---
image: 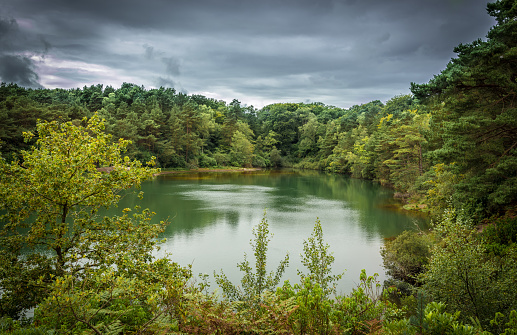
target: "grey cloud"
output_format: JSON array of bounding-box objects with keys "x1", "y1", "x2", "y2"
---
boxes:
[
  {"x1": 0, "y1": 16, "x2": 23, "y2": 52},
  {"x1": 144, "y1": 45, "x2": 154, "y2": 60},
  {"x1": 0, "y1": 54, "x2": 42, "y2": 88},
  {"x1": 0, "y1": 16, "x2": 48, "y2": 87},
  {"x1": 1, "y1": 0, "x2": 497, "y2": 107},
  {"x1": 0, "y1": 17, "x2": 18, "y2": 48},
  {"x1": 162, "y1": 57, "x2": 180, "y2": 76},
  {"x1": 156, "y1": 76, "x2": 175, "y2": 88}
]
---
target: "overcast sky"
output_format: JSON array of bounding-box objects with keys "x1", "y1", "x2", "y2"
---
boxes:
[{"x1": 0, "y1": 0, "x2": 496, "y2": 109}]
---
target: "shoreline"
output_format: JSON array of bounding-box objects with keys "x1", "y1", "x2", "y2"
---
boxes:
[{"x1": 154, "y1": 167, "x2": 262, "y2": 176}]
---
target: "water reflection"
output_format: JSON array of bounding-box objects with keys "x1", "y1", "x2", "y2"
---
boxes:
[{"x1": 113, "y1": 169, "x2": 427, "y2": 293}]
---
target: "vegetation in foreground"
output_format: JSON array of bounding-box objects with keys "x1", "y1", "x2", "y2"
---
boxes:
[
  {"x1": 0, "y1": 0, "x2": 516, "y2": 333},
  {"x1": 0, "y1": 114, "x2": 516, "y2": 334}
]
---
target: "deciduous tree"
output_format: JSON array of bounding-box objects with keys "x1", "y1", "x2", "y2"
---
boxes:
[{"x1": 0, "y1": 114, "x2": 159, "y2": 318}]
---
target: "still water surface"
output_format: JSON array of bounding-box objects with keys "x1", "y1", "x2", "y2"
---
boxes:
[{"x1": 115, "y1": 169, "x2": 426, "y2": 294}]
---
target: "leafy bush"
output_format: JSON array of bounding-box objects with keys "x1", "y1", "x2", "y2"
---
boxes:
[
  {"x1": 252, "y1": 154, "x2": 269, "y2": 168},
  {"x1": 35, "y1": 259, "x2": 192, "y2": 334},
  {"x1": 483, "y1": 216, "x2": 517, "y2": 246},
  {"x1": 213, "y1": 151, "x2": 230, "y2": 166},
  {"x1": 277, "y1": 271, "x2": 403, "y2": 334},
  {"x1": 198, "y1": 153, "x2": 217, "y2": 168},
  {"x1": 334, "y1": 271, "x2": 402, "y2": 334},
  {"x1": 384, "y1": 301, "x2": 490, "y2": 334},
  {"x1": 381, "y1": 230, "x2": 431, "y2": 285},
  {"x1": 269, "y1": 148, "x2": 284, "y2": 167},
  {"x1": 420, "y1": 209, "x2": 517, "y2": 328},
  {"x1": 0, "y1": 317, "x2": 49, "y2": 335}
]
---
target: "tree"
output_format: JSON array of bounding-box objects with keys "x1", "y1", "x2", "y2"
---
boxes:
[
  {"x1": 297, "y1": 220, "x2": 343, "y2": 298},
  {"x1": 164, "y1": 102, "x2": 206, "y2": 167},
  {"x1": 0, "y1": 114, "x2": 159, "y2": 318},
  {"x1": 298, "y1": 113, "x2": 323, "y2": 158},
  {"x1": 214, "y1": 214, "x2": 289, "y2": 307},
  {"x1": 344, "y1": 125, "x2": 374, "y2": 179},
  {"x1": 258, "y1": 103, "x2": 305, "y2": 156},
  {"x1": 381, "y1": 230, "x2": 431, "y2": 286},
  {"x1": 420, "y1": 208, "x2": 517, "y2": 328},
  {"x1": 411, "y1": 0, "x2": 517, "y2": 216},
  {"x1": 229, "y1": 130, "x2": 255, "y2": 167},
  {"x1": 375, "y1": 110, "x2": 430, "y2": 193}
]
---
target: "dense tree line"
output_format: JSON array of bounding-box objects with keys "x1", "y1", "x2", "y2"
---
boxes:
[
  {"x1": 0, "y1": 85, "x2": 513, "y2": 221},
  {"x1": 0, "y1": 0, "x2": 516, "y2": 333}
]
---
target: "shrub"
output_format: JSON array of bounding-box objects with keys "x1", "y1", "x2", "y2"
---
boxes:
[
  {"x1": 213, "y1": 151, "x2": 230, "y2": 167},
  {"x1": 384, "y1": 301, "x2": 490, "y2": 335},
  {"x1": 420, "y1": 209, "x2": 517, "y2": 328},
  {"x1": 198, "y1": 153, "x2": 217, "y2": 168},
  {"x1": 381, "y1": 230, "x2": 432, "y2": 285}
]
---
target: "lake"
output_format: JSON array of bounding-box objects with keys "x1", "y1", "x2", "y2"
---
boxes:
[{"x1": 115, "y1": 169, "x2": 427, "y2": 295}]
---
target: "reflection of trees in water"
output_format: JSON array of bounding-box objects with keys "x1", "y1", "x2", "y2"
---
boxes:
[
  {"x1": 224, "y1": 211, "x2": 240, "y2": 226},
  {"x1": 112, "y1": 170, "x2": 426, "y2": 239}
]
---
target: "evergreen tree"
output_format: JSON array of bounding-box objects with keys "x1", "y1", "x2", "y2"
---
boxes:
[{"x1": 411, "y1": 0, "x2": 517, "y2": 215}]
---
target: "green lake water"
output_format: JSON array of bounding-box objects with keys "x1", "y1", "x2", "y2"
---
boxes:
[{"x1": 114, "y1": 169, "x2": 427, "y2": 294}]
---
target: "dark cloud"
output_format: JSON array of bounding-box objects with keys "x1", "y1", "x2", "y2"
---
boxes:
[
  {"x1": 0, "y1": 17, "x2": 16, "y2": 45},
  {"x1": 0, "y1": 54, "x2": 42, "y2": 88},
  {"x1": 143, "y1": 45, "x2": 154, "y2": 60},
  {"x1": 0, "y1": 15, "x2": 48, "y2": 87},
  {"x1": 1, "y1": 0, "x2": 497, "y2": 107},
  {"x1": 0, "y1": 17, "x2": 21, "y2": 51},
  {"x1": 156, "y1": 77, "x2": 175, "y2": 89},
  {"x1": 162, "y1": 57, "x2": 180, "y2": 76}
]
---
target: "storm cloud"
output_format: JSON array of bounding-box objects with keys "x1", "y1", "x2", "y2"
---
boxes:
[
  {"x1": 0, "y1": 0, "x2": 496, "y2": 107},
  {"x1": 0, "y1": 16, "x2": 47, "y2": 88}
]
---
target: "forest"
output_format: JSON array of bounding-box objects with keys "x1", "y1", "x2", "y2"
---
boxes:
[{"x1": 0, "y1": 0, "x2": 516, "y2": 333}]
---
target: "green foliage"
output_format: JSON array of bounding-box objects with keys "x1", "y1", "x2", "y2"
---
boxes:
[
  {"x1": 258, "y1": 103, "x2": 308, "y2": 156},
  {"x1": 277, "y1": 278, "x2": 338, "y2": 334},
  {"x1": 165, "y1": 102, "x2": 208, "y2": 165},
  {"x1": 277, "y1": 271, "x2": 403, "y2": 335},
  {"x1": 0, "y1": 115, "x2": 159, "y2": 318},
  {"x1": 298, "y1": 219, "x2": 343, "y2": 298},
  {"x1": 424, "y1": 163, "x2": 465, "y2": 218},
  {"x1": 275, "y1": 220, "x2": 343, "y2": 334},
  {"x1": 335, "y1": 271, "x2": 402, "y2": 334},
  {"x1": 0, "y1": 316, "x2": 49, "y2": 334},
  {"x1": 411, "y1": 0, "x2": 517, "y2": 216},
  {"x1": 35, "y1": 260, "x2": 192, "y2": 334},
  {"x1": 384, "y1": 301, "x2": 490, "y2": 335},
  {"x1": 375, "y1": 110, "x2": 430, "y2": 194},
  {"x1": 483, "y1": 216, "x2": 517, "y2": 246},
  {"x1": 420, "y1": 208, "x2": 517, "y2": 328},
  {"x1": 298, "y1": 113, "x2": 324, "y2": 158},
  {"x1": 482, "y1": 215, "x2": 517, "y2": 258},
  {"x1": 273, "y1": 220, "x2": 401, "y2": 334},
  {"x1": 490, "y1": 310, "x2": 517, "y2": 335},
  {"x1": 214, "y1": 213, "x2": 289, "y2": 306},
  {"x1": 269, "y1": 147, "x2": 284, "y2": 167},
  {"x1": 381, "y1": 230, "x2": 431, "y2": 285},
  {"x1": 229, "y1": 130, "x2": 255, "y2": 167},
  {"x1": 198, "y1": 152, "x2": 217, "y2": 168}
]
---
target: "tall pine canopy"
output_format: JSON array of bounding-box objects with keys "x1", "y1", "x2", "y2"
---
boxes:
[{"x1": 411, "y1": 0, "x2": 517, "y2": 216}]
